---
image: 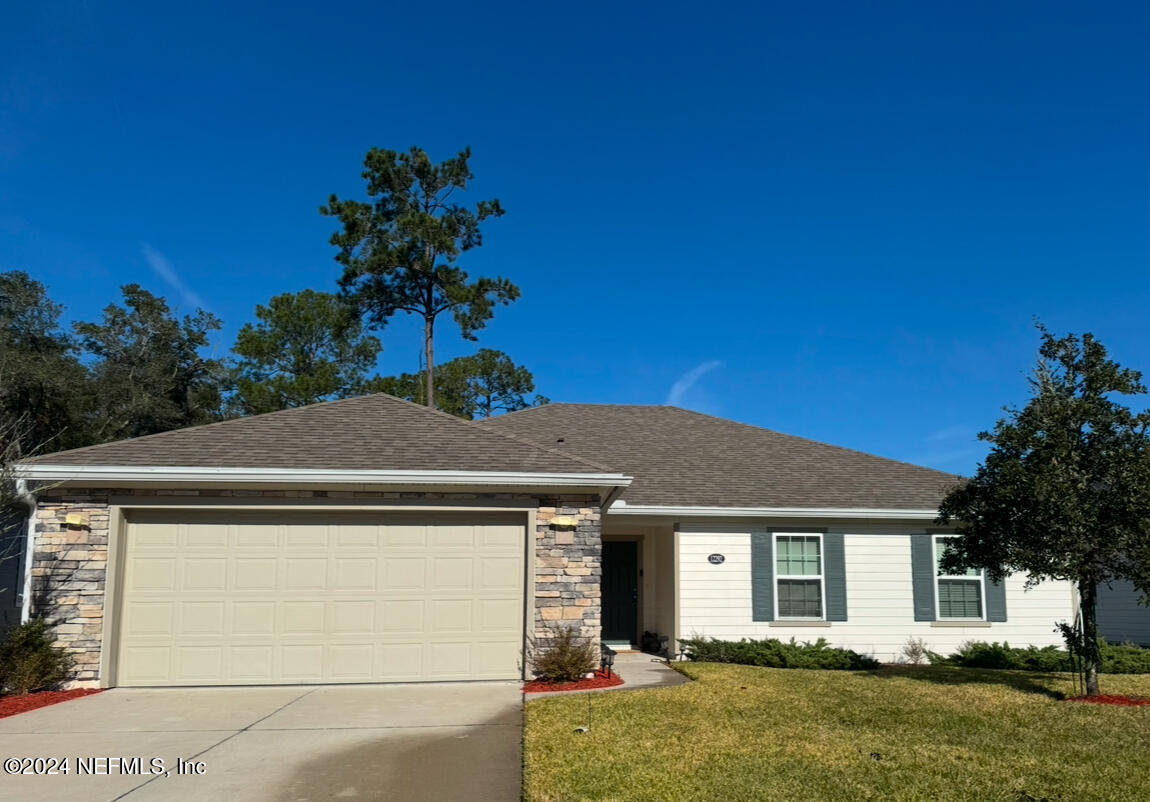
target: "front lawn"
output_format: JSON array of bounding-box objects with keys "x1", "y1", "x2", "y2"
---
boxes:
[{"x1": 524, "y1": 663, "x2": 1150, "y2": 801}]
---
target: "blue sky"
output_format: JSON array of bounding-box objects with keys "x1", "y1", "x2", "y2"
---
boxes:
[{"x1": 4, "y1": 2, "x2": 1150, "y2": 475}]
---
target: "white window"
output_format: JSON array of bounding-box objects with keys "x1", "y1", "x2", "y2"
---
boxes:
[
  {"x1": 775, "y1": 533, "x2": 824, "y2": 620},
  {"x1": 934, "y1": 535, "x2": 985, "y2": 620}
]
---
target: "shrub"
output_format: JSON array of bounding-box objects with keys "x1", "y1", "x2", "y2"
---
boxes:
[
  {"x1": 928, "y1": 640, "x2": 1150, "y2": 674},
  {"x1": 1099, "y1": 641, "x2": 1150, "y2": 674},
  {"x1": 681, "y1": 637, "x2": 880, "y2": 670},
  {"x1": 901, "y1": 636, "x2": 930, "y2": 665},
  {"x1": 529, "y1": 626, "x2": 598, "y2": 683},
  {"x1": 0, "y1": 620, "x2": 74, "y2": 695}
]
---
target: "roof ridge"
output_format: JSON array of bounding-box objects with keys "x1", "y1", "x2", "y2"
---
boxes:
[
  {"x1": 26, "y1": 393, "x2": 620, "y2": 474},
  {"x1": 664, "y1": 406, "x2": 961, "y2": 479},
  {"x1": 374, "y1": 395, "x2": 620, "y2": 473}
]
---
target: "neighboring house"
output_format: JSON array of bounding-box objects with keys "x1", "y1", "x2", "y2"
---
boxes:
[
  {"x1": 1098, "y1": 581, "x2": 1150, "y2": 647},
  {"x1": 13, "y1": 396, "x2": 1083, "y2": 688}
]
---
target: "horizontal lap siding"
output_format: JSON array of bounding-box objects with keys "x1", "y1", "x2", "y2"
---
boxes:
[{"x1": 678, "y1": 523, "x2": 1075, "y2": 662}]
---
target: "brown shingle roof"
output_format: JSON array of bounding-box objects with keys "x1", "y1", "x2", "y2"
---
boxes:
[
  {"x1": 481, "y1": 404, "x2": 960, "y2": 509},
  {"x1": 26, "y1": 394, "x2": 615, "y2": 474}
]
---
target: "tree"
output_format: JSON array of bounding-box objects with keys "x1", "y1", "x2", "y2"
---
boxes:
[
  {"x1": 230, "y1": 290, "x2": 383, "y2": 415},
  {"x1": 370, "y1": 349, "x2": 548, "y2": 420},
  {"x1": 74, "y1": 284, "x2": 227, "y2": 441},
  {"x1": 322, "y1": 146, "x2": 517, "y2": 408},
  {"x1": 0, "y1": 271, "x2": 91, "y2": 453},
  {"x1": 936, "y1": 325, "x2": 1150, "y2": 697}
]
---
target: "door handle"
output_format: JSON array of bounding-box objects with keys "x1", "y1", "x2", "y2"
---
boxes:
[{"x1": 632, "y1": 588, "x2": 638, "y2": 602}]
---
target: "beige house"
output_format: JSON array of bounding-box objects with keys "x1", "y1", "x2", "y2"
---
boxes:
[{"x1": 15, "y1": 395, "x2": 1084, "y2": 688}]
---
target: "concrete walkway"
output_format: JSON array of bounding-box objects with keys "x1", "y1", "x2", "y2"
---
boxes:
[
  {"x1": 527, "y1": 652, "x2": 689, "y2": 699},
  {"x1": 0, "y1": 682, "x2": 522, "y2": 802}
]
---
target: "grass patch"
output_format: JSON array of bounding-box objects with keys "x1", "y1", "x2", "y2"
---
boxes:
[{"x1": 524, "y1": 663, "x2": 1150, "y2": 801}]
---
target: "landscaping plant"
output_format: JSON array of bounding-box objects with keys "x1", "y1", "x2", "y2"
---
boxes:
[
  {"x1": 937, "y1": 326, "x2": 1150, "y2": 697},
  {"x1": 530, "y1": 626, "x2": 598, "y2": 683},
  {"x1": 928, "y1": 639, "x2": 1150, "y2": 674},
  {"x1": 680, "y1": 636, "x2": 879, "y2": 670},
  {"x1": 0, "y1": 620, "x2": 74, "y2": 696}
]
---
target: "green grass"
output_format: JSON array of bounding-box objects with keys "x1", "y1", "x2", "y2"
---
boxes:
[{"x1": 524, "y1": 663, "x2": 1150, "y2": 801}]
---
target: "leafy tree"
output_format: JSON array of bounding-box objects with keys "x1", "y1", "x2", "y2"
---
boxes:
[
  {"x1": 322, "y1": 146, "x2": 517, "y2": 408},
  {"x1": 75, "y1": 284, "x2": 227, "y2": 441},
  {"x1": 370, "y1": 349, "x2": 547, "y2": 419},
  {"x1": 937, "y1": 326, "x2": 1150, "y2": 697},
  {"x1": 0, "y1": 271, "x2": 91, "y2": 454},
  {"x1": 230, "y1": 290, "x2": 383, "y2": 415}
]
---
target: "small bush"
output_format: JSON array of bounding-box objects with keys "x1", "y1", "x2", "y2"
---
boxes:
[
  {"x1": 0, "y1": 620, "x2": 74, "y2": 696},
  {"x1": 928, "y1": 640, "x2": 1150, "y2": 674},
  {"x1": 681, "y1": 637, "x2": 880, "y2": 670},
  {"x1": 529, "y1": 626, "x2": 598, "y2": 683},
  {"x1": 901, "y1": 636, "x2": 930, "y2": 665}
]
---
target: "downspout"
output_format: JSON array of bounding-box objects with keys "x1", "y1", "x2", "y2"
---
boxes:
[{"x1": 15, "y1": 478, "x2": 37, "y2": 623}]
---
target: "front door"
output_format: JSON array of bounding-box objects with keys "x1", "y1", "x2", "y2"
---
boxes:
[{"x1": 602, "y1": 541, "x2": 638, "y2": 644}]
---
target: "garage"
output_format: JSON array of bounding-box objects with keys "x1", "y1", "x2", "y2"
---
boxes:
[{"x1": 112, "y1": 509, "x2": 528, "y2": 686}]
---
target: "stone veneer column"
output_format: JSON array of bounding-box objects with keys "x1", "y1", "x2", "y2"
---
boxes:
[
  {"x1": 533, "y1": 500, "x2": 602, "y2": 648},
  {"x1": 31, "y1": 492, "x2": 112, "y2": 684}
]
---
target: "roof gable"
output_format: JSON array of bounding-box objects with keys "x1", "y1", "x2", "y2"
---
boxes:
[{"x1": 25, "y1": 394, "x2": 615, "y2": 475}]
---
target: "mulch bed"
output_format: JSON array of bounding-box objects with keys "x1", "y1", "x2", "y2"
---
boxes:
[
  {"x1": 0, "y1": 689, "x2": 102, "y2": 719},
  {"x1": 524, "y1": 669, "x2": 625, "y2": 693},
  {"x1": 1066, "y1": 694, "x2": 1150, "y2": 707}
]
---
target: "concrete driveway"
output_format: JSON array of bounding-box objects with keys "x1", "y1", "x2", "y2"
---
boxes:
[{"x1": 0, "y1": 683, "x2": 522, "y2": 801}]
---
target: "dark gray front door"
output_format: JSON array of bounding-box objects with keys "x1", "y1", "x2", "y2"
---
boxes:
[{"x1": 602, "y1": 541, "x2": 638, "y2": 643}]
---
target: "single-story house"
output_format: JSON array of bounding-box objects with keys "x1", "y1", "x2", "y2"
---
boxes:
[{"x1": 10, "y1": 395, "x2": 1131, "y2": 688}]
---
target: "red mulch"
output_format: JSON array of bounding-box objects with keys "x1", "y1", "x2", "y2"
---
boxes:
[
  {"x1": 1066, "y1": 694, "x2": 1150, "y2": 707},
  {"x1": 0, "y1": 689, "x2": 102, "y2": 719},
  {"x1": 524, "y1": 669, "x2": 625, "y2": 693}
]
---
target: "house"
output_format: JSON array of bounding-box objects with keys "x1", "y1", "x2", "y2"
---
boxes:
[{"x1": 15, "y1": 395, "x2": 1081, "y2": 688}]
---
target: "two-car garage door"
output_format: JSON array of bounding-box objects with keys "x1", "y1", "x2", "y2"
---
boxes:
[{"x1": 113, "y1": 510, "x2": 526, "y2": 687}]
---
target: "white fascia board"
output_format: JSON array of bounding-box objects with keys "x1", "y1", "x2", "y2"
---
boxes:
[
  {"x1": 608, "y1": 502, "x2": 938, "y2": 520},
  {"x1": 16, "y1": 464, "x2": 633, "y2": 489}
]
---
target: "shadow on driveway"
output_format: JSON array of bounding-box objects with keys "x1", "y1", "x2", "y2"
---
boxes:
[{"x1": 277, "y1": 711, "x2": 522, "y2": 801}]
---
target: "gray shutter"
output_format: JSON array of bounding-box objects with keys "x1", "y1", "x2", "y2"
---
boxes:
[
  {"x1": 751, "y1": 532, "x2": 774, "y2": 622},
  {"x1": 824, "y1": 532, "x2": 848, "y2": 621},
  {"x1": 985, "y1": 577, "x2": 1008, "y2": 622},
  {"x1": 910, "y1": 534, "x2": 936, "y2": 622}
]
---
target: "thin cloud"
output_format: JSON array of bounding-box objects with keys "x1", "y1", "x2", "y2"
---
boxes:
[
  {"x1": 666, "y1": 360, "x2": 723, "y2": 406},
  {"x1": 140, "y1": 243, "x2": 205, "y2": 310},
  {"x1": 924, "y1": 425, "x2": 975, "y2": 442}
]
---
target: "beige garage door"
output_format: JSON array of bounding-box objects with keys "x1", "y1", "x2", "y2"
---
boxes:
[{"x1": 114, "y1": 510, "x2": 526, "y2": 686}]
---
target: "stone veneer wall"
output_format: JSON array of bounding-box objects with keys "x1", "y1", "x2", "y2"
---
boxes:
[
  {"x1": 533, "y1": 502, "x2": 602, "y2": 647},
  {"x1": 30, "y1": 487, "x2": 602, "y2": 685}
]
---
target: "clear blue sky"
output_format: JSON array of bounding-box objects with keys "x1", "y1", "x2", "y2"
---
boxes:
[{"x1": 4, "y1": 2, "x2": 1150, "y2": 475}]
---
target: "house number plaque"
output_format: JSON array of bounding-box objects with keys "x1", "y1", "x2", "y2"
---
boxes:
[{"x1": 708, "y1": 553, "x2": 725, "y2": 565}]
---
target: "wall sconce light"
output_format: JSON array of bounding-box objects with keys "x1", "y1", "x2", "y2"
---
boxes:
[
  {"x1": 65, "y1": 512, "x2": 89, "y2": 528},
  {"x1": 550, "y1": 516, "x2": 578, "y2": 528}
]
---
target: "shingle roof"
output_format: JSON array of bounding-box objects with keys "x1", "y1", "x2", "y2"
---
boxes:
[
  {"x1": 481, "y1": 404, "x2": 960, "y2": 509},
  {"x1": 25, "y1": 394, "x2": 615, "y2": 475}
]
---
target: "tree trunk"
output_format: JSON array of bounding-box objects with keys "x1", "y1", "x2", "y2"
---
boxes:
[
  {"x1": 1079, "y1": 579, "x2": 1102, "y2": 697},
  {"x1": 423, "y1": 316, "x2": 435, "y2": 408}
]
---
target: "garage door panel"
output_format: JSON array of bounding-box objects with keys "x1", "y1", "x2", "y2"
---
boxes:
[
  {"x1": 380, "y1": 599, "x2": 424, "y2": 634},
  {"x1": 181, "y1": 602, "x2": 225, "y2": 636},
  {"x1": 116, "y1": 511, "x2": 526, "y2": 686},
  {"x1": 235, "y1": 559, "x2": 277, "y2": 590},
  {"x1": 382, "y1": 558, "x2": 426, "y2": 589}
]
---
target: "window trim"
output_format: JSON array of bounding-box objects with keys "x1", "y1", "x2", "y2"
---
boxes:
[
  {"x1": 773, "y1": 532, "x2": 826, "y2": 621},
  {"x1": 932, "y1": 534, "x2": 987, "y2": 622}
]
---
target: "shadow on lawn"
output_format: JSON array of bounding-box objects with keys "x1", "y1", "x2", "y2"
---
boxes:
[{"x1": 862, "y1": 665, "x2": 1068, "y2": 700}]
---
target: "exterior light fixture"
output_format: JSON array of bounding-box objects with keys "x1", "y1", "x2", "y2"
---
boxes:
[{"x1": 600, "y1": 644, "x2": 617, "y2": 677}]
